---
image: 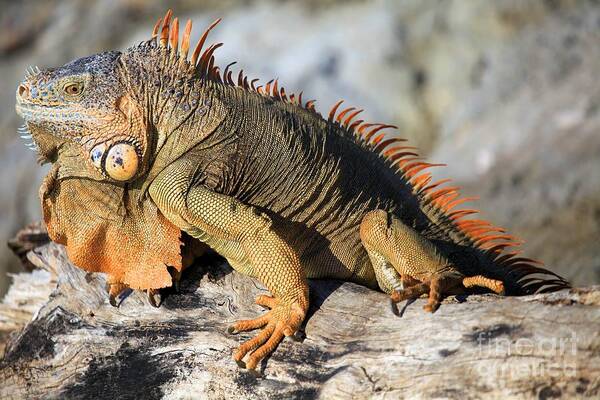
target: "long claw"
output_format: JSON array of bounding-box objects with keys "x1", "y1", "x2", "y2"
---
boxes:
[
  {"x1": 148, "y1": 289, "x2": 162, "y2": 308},
  {"x1": 233, "y1": 324, "x2": 274, "y2": 364},
  {"x1": 107, "y1": 282, "x2": 129, "y2": 307},
  {"x1": 390, "y1": 298, "x2": 400, "y2": 316},
  {"x1": 290, "y1": 330, "x2": 305, "y2": 342}
]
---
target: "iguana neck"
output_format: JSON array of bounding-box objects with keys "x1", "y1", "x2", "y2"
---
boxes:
[{"x1": 120, "y1": 41, "x2": 219, "y2": 149}]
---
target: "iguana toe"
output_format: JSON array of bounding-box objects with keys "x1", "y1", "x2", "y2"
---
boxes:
[
  {"x1": 147, "y1": 289, "x2": 162, "y2": 308},
  {"x1": 390, "y1": 282, "x2": 429, "y2": 303},
  {"x1": 168, "y1": 267, "x2": 183, "y2": 293},
  {"x1": 423, "y1": 301, "x2": 440, "y2": 313},
  {"x1": 228, "y1": 313, "x2": 269, "y2": 334},
  {"x1": 255, "y1": 294, "x2": 277, "y2": 309},
  {"x1": 107, "y1": 282, "x2": 129, "y2": 308}
]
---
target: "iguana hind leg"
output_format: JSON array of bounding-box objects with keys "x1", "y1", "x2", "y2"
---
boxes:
[{"x1": 360, "y1": 209, "x2": 495, "y2": 312}]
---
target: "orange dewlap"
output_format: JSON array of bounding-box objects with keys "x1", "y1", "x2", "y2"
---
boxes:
[{"x1": 42, "y1": 176, "x2": 182, "y2": 290}]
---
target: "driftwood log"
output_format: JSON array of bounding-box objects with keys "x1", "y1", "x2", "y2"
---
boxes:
[{"x1": 0, "y1": 226, "x2": 599, "y2": 399}]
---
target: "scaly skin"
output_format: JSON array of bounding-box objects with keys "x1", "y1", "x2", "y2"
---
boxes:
[{"x1": 15, "y1": 10, "x2": 569, "y2": 371}]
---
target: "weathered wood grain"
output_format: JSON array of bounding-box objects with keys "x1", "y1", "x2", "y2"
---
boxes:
[{"x1": 1, "y1": 236, "x2": 599, "y2": 399}]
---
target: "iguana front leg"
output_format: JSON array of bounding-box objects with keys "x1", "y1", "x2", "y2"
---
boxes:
[{"x1": 149, "y1": 161, "x2": 309, "y2": 371}]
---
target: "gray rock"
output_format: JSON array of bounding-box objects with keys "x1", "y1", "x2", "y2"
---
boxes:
[{"x1": 0, "y1": 241, "x2": 598, "y2": 399}]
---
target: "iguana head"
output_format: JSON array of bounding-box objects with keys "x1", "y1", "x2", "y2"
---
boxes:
[
  {"x1": 15, "y1": 10, "x2": 225, "y2": 185},
  {"x1": 15, "y1": 48, "x2": 189, "y2": 291},
  {"x1": 13, "y1": 10, "x2": 224, "y2": 291},
  {"x1": 15, "y1": 50, "x2": 150, "y2": 182}
]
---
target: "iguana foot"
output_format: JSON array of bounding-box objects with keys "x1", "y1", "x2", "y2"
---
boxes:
[
  {"x1": 391, "y1": 272, "x2": 504, "y2": 313},
  {"x1": 362, "y1": 210, "x2": 508, "y2": 313},
  {"x1": 391, "y1": 280, "x2": 446, "y2": 313},
  {"x1": 228, "y1": 295, "x2": 306, "y2": 370},
  {"x1": 390, "y1": 281, "x2": 429, "y2": 304}
]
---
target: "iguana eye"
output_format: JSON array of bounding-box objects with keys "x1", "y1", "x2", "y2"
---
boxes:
[{"x1": 64, "y1": 82, "x2": 83, "y2": 96}]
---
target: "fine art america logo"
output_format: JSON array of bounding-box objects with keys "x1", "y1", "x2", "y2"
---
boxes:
[{"x1": 474, "y1": 325, "x2": 578, "y2": 382}]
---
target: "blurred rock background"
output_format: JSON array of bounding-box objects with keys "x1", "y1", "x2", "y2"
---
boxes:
[{"x1": 1, "y1": 0, "x2": 599, "y2": 296}]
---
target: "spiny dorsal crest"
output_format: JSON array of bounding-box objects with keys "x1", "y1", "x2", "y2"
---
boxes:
[
  {"x1": 149, "y1": 9, "x2": 320, "y2": 110},
  {"x1": 147, "y1": 10, "x2": 568, "y2": 293},
  {"x1": 150, "y1": 9, "x2": 222, "y2": 78}
]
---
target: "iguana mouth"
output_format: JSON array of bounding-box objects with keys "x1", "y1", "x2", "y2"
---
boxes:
[
  {"x1": 16, "y1": 82, "x2": 51, "y2": 161},
  {"x1": 16, "y1": 85, "x2": 76, "y2": 164},
  {"x1": 16, "y1": 102, "x2": 92, "y2": 124}
]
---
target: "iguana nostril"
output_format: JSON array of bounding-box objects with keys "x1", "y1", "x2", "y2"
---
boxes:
[
  {"x1": 17, "y1": 83, "x2": 29, "y2": 97},
  {"x1": 17, "y1": 84, "x2": 29, "y2": 98}
]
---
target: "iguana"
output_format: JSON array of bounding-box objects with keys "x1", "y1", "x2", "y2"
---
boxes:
[{"x1": 15, "y1": 10, "x2": 569, "y2": 371}]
